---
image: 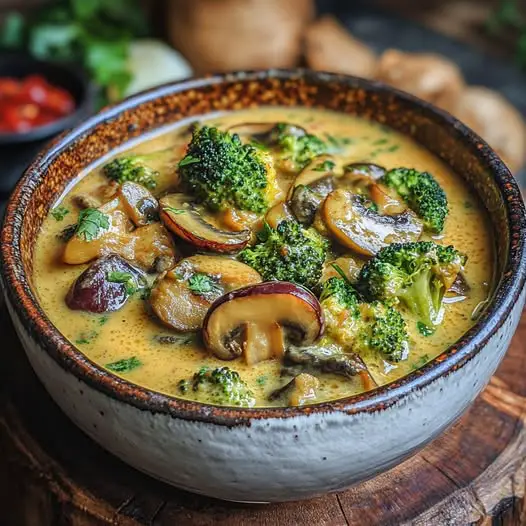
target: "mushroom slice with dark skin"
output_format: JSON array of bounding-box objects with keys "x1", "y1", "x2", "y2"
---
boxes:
[
  {"x1": 159, "y1": 194, "x2": 251, "y2": 253},
  {"x1": 66, "y1": 254, "x2": 147, "y2": 313},
  {"x1": 288, "y1": 155, "x2": 336, "y2": 225},
  {"x1": 149, "y1": 255, "x2": 262, "y2": 332},
  {"x1": 118, "y1": 181, "x2": 159, "y2": 227},
  {"x1": 268, "y1": 373, "x2": 320, "y2": 406},
  {"x1": 202, "y1": 281, "x2": 324, "y2": 364},
  {"x1": 265, "y1": 201, "x2": 295, "y2": 230},
  {"x1": 322, "y1": 189, "x2": 423, "y2": 256}
]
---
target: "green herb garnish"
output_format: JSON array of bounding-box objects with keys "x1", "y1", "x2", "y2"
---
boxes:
[
  {"x1": 417, "y1": 322, "x2": 435, "y2": 337},
  {"x1": 188, "y1": 273, "x2": 221, "y2": 296},
  {"x1": 373, "y1": 138, "x2": 389, "y2": 146},
  {"x1": 107, "y1": 271, "x2": 137, "y2": 295},
  {"x1": 256, "y1": 375, "x2": 268, "y2": 386},
  {"x1": 178, "y1": 155, "x2": 200, "y2": 167},
  {"x1": 313, "y1": 159, "x2": 336, "y2": 172},
  {"x1": 98, "y1": 315, "x2": 109, "y2": 326},
  {"x1": 412, "y1": 354, "x2": 431, "y2": 370},
  {"x1": 51, "y1": 205, "x2": 70, "y2": 221},
  {"x1": 75, "y1": 330, "x2": 98, "y2": 345},
  {"x1": 76, "y1": 208, "x2": 110, "y2": 241},
  {"x1": 106, "y1": 356, "x2": 142, "y2": 373},
  {"x1": 163, "y1": 206, "x2": 185, "y2": 215}
]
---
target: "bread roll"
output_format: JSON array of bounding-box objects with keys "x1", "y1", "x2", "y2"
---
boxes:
[
  {"x1": 375, "y1": 49, "x2": 465, "y2": 114},
  {"x1": 304, "y1": 15, "x2": 378, "y2": 78},
  {"x1": 167, "y1": 0, "x2": 314, "y2": 75}
]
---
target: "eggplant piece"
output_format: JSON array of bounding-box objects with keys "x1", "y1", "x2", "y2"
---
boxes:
[
  {"x1": 322, "y1": 190, "x2": 423, "y2": 256},
  {"x1": 149, "y1": 256, "x2": 262, "y2": 332},
  {"x1": 118, "y1": 182, "x2": 159, "y2": 226},
  {"x1": 160, "y1": 194, "x2": 251, "y2": 253},
  {"x1": 66, "y1": 254, "x2": 147, "y2": 313},
  {"x1": 268, "y1": 373, "x2": 320, "y2": 406},
  {"x1": 202, "y1": 281, "x2": 324, "y2": 364}
]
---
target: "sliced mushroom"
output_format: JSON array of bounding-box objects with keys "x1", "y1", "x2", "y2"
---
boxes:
[
  {"x1": 268, "y1": 373, "x2": 320, "y2": 406},
  {"x1": 66, "y1": 254, "x2": 147, "y2": 313},
  {"x1": 203, "y1": 281, "x2": 324, "y2": 363},
  {"x1": 369, "y1": 183, "x2": 407, "y2": 215},
  {"x1": 118, "y1": 181, "x2": 159, "y2": 226},
  {"x1": 131, "y1": 222, "x2": 178, "y2": 271},
  {"x1": 322, "y1": 189, "x2": 423, "y2": 256},
  {"x1": 284, "y1": 343, "x2": 375, "y2": 383},
  {"x1": 265, "y1": 201, "x2": 294, "y2": 229},
  {"x1": 73, "y1": 193, "x2": 102, "y2": 210},
  {"x1": 288, "y1": 155, "x2": 336, "y2": 225},
  {"x1": 447, "y1": 272, "x2": 470, "y2": 298},
  {"x1": 149, "y1": 256, "x2": 262, "y2": 332},
  {"x1": 63, "y1": 206, "x2": 177, "y2": 271},
  {"x1": 287, "y1": 154, "x2": 336, "y2": 199},
  {"x1": 160, "y1": 194, "x2": 251, "y2": 253}
]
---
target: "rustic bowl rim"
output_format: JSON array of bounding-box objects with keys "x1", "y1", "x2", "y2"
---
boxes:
[{"x1": 2, "y1": 69, "x2": 525, "y2": 426}]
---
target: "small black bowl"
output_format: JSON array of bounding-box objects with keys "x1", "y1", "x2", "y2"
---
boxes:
[{"x1": 0, "y1": 52, "x2": 96, "y2": 145}]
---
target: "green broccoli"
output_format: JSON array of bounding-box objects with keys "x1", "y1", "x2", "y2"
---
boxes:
[
  {"x1": 178, "y1": 125, "x2": 278, "y2": 213},
  {"x1": 359, "y1": 241, "x2": 466, "y2": 327},
  {"x1": 239, "y1": 220, "x2": 329, "y2": 290},
  {"x1": 261, "y1": 123, "x2": 327, "y2": 172},
  {"x1": 103, "y1": 154, "x2": 160, "y2": 190},
  {"x1": 381, "y1": 168, "x2": 448, "y2": 233},
  {"x1": 177, "y1": 366, "x2": 255, "y2": 407},
  {"x1": 320, "y1": 277, "x2": 409, "y2": 362}
]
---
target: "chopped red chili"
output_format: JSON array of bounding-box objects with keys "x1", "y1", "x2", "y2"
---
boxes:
[{"x1": 0, "y1": 75, "x2": 75, "y2": 133}]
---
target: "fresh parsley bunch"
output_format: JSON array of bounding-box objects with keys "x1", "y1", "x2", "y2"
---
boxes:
[{"x1": 0, "y1": 0, "x2": 149, "y2": 104}]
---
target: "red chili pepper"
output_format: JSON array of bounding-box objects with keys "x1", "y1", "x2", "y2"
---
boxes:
[{"x1": 0, "y1": 74, "x2": 75, "y2": 133}]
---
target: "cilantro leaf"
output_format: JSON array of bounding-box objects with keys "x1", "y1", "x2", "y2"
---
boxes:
[
  {"x1": 107, "y1": 271, "x2": 137, "y2": 295},
  {"x1": 106, "y1": 356, "x2": 142, "y2": 373},
  {"x1": 75, "y1": 208, "x2": 110, "y2": 241},
  {"x1": 187, "y1": 273, "x2": 221, "y2": 296},
  {"x1": 51, "y1": 205, "x2": 70, "y2": 221}
]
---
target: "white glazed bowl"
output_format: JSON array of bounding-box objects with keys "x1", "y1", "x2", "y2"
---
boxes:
[{"x1": 2, "y1": 70, "x2": 525, "y2": 502}]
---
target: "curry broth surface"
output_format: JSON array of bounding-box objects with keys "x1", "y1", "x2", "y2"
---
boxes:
[{"x1": 33, "y1": 108, "x2": 494, "y2": 407}]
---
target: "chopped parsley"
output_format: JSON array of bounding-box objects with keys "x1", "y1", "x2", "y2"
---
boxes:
[
  {"x1": 98, "y1": 315, "x2": 109, "y2": 326},
  {"x1": 106, "y1": 271, "x2": 137, "y2": 295},
  {"x1": 188, "y1": 273, "x2": 221, "y2": 296},
  {"x1": 75, "y1": 208, "x2": 110, "y2": 241},
  {"x1": 256, "y1": 375, "x2": 268, "y2": 386},
  {"x1": 372, "y1": 138, "x2": 389, "y2": 146},
  {"x1": 155, "y1": 334, "x2": 196, "y2": 345},
  {"x1": 412, "y1": 354, "x2": 431, "y2": 370},
  {"x1": 325, "y1": 133, "x2": 353, "y2": 152},
  {"x1": 313, "y1": 159, "x2": 336, "y2": 172},
  {"x1": 106, "y1": 356, "x2": 142, "y2": 373},
  {"x1": 417, "y1": 322, "x2": 435, "y2": 337},
  {"x1": 51, "y1": 205, "x2": 70, "y2": 221},
  {"x1": 75, "y1": 330, "x2": 98, "y2": 345}
]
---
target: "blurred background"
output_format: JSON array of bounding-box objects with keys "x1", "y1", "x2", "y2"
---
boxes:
[{"x1": 0, "y1": 0, "x2": 525, "y2": 208}]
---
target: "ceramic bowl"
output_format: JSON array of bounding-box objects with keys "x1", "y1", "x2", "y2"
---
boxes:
[{"x1": 1, "y1": 70, "x2": 525, "y2": 503}]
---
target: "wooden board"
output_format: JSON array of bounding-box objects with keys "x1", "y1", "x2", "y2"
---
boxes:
[{"x1": 0, "y1": 306, "x2": 525, "y2": 526}]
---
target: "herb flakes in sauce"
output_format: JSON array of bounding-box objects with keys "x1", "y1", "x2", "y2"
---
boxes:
[{"x1": 106, "y1": 356, "x2": 142, "y2": 373}]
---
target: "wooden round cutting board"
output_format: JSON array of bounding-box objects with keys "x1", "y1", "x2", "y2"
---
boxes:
[{"x1": 0, "y1": 307, "x2": 525, "y2": 526}]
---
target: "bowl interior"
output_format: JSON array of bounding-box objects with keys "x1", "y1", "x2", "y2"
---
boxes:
[
  {"x1": 0, "y1": 52, "x2": 94, "y2": 144},
  {"x1": 2, "y1": 70, "x2": 525, "y2": 419}
]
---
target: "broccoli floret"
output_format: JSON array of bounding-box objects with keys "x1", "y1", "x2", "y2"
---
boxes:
[
  {"x1": 359, "y1": 241, "x2": 466, "y2": 328},
  {"x1": 320, "y1": 277, "x2": 409, "y2": 362},
  {"x1": 239, "y1": 220, "x2": 329, "y2": 290},
  {"x1": 178, "y1": 125, "x2": 278, "y2": 213},
  {"x1": 381, "y1": 168, "x2": 448, "y2": 233},
  {"x1": 103, "y1": 155, "x2": 159, "y2": 190},
  {"x1": 265, "y1": 123, "x2": 327, "y2": 172},
  {"x1": 177, "y1": 366, "x2": 255, "y2": 407}
]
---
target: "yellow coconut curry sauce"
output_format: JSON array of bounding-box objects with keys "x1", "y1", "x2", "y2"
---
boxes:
[{"x1": 33, "y1": 108, "x2": 494, "y2": 407}]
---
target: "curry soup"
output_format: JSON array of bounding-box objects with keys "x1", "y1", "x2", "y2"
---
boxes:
[{"x1": 33, "y1": 108, "x2": 494, "y2": 408}]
